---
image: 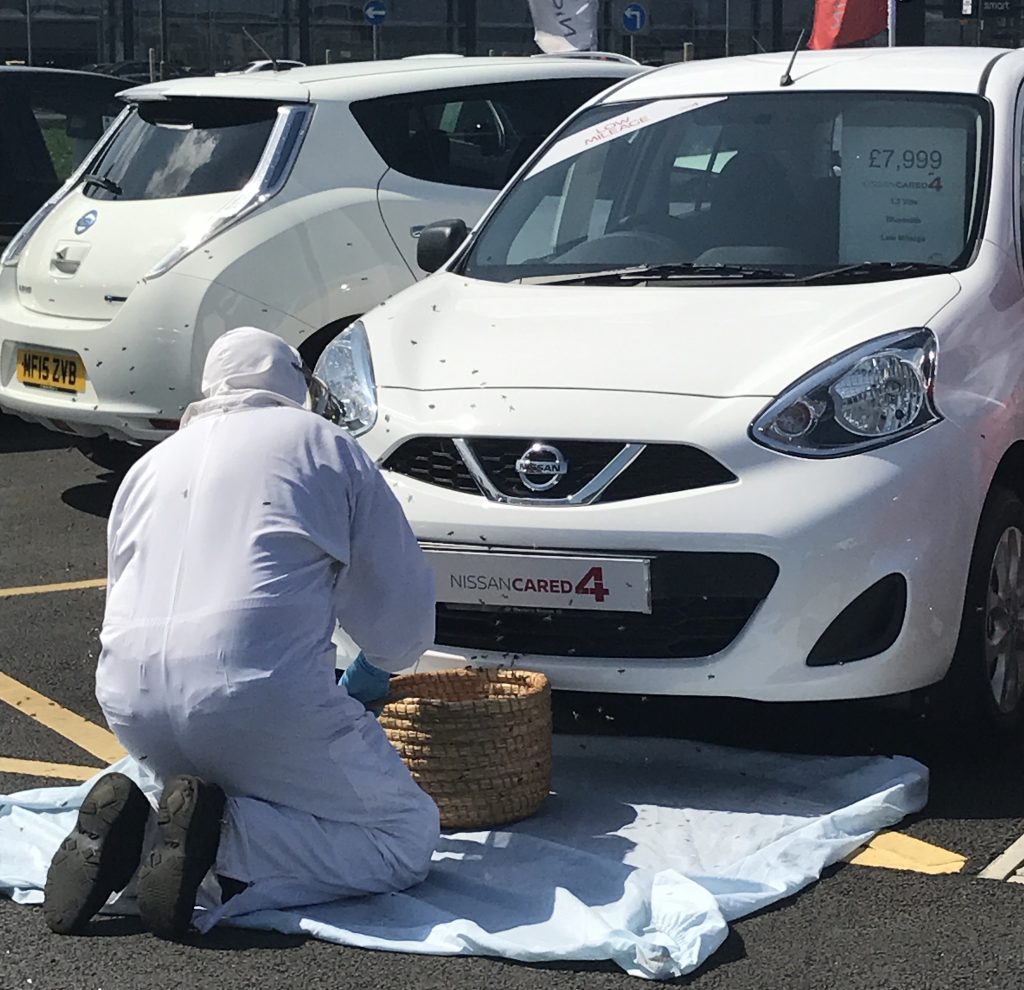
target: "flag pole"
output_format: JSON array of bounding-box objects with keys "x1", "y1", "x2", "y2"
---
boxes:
[{"x1": 888, "y1": 0, "x2": 897, "y2": 44}]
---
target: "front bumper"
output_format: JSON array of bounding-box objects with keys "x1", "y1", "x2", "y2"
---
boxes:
[{"x1": 357, "y1": 386, "x2": 984, "y2": 702}]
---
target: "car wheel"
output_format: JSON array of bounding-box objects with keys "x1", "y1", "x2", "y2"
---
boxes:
[
  {"x1": 74, "y1": 436, "x2": 147, "y2": 475},
  {"x1": 944, "y1": 485, "x2": 1024, "y2": 737}
]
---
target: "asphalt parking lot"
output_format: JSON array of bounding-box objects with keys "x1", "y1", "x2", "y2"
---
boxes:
[{"x1": 3, "y1": 410, "x2": 1024, "y2": 990}]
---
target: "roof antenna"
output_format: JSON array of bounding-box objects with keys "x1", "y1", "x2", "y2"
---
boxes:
[
  {"x1": 243, "y1": 26, "x2": 280, "y2": 72},
  {"x1": 779, "y1": 28, "x2": 807, "y2": 87}
]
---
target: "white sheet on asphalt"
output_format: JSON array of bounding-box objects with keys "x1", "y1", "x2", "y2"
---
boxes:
[{"x1": 0, "y1": 734, "x2": 927, "y2": 980}]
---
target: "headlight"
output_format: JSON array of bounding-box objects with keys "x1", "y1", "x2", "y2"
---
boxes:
[
  {"x1": 311, "y1": 320, "x2": 378, "y2": 436},
  {"x1": 750, "y1": 328, "x2": 940, "y2": 457}
]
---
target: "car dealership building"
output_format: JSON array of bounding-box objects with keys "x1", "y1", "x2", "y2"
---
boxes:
[{"x1": 0, "y1": 0, "x2": 1013, "y2": 78}]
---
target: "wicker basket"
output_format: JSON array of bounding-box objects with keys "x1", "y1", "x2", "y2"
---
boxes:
[{"x1": 379, "y1": 668, "x2": 552, "y2": 830}]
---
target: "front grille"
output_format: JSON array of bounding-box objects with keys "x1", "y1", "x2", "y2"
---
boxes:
[
  {"x1": 382, "y1": 437, "x2": 479, "y2": 495},
  {"x1": 469, "y1": 438, "x2": 623, "y2": 500},
  {"x1": 382, "y1": 436, "x2": 736, "y2": 503},
  {"x1": 600, "y1": 444, "x2": 735, "y2": 501},
  {"x1": 434, "y1": 551, "x2": 778, "y2": 659}
]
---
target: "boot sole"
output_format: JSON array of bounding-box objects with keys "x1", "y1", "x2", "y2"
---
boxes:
[
  {"x1": 43, "y1": 771, "x2": 150, "y2": 935},
  {"x1": 137, "y1": 775, "x2": 226, "y2": 941}
]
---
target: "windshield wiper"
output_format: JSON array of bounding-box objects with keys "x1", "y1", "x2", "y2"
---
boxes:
[
  {"x1": 519, "y1": 262, "x2": 799, "y2": 286},
  {"x1": 82, "y1": 173, "x2": 123, "y2": 197},
  {"x1": 803, "y1": 261, "x2": 955, "y2": 284}
]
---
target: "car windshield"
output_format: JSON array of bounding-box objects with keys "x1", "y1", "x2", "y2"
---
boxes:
[
  {"x1": 81, "y1": 98, "x2": 279, "y2": 201},
  {"x1": 459, "y1": 91, "x2": 988, "y2": 285}
]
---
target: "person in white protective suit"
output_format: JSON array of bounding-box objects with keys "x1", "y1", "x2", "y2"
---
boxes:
[{"x1": 42, "y1": 327, "x2": 440, "y2": 941}]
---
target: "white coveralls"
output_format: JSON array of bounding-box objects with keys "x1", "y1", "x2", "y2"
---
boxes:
[{"x1": 95, "y1": 327, "x2": 440, "y2": 927}]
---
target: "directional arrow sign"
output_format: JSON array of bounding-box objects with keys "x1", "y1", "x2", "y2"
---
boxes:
[
  {"x1": 363, "y1": 0, "x2": 387, "y2": 25},
  {"x1": 623, "y1": 2, "x2": 647, "y2": 32}
]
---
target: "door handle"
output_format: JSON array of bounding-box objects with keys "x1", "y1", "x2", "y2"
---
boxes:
[{"x1": 410, "y1": 225, "x2": 425, "y2": 239}]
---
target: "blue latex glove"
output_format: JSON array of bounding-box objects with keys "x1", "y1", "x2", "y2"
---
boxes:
[{"x1": 339, "y1": 652, "x2": 391, "y2": 706}]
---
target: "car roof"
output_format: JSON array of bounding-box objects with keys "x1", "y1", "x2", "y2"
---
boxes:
[
  {"x1": 120, "y1": 55, "x2": 641, "y2": 104},
  {"x1": 605, "y1": 47, "x2": 1021, "y2": 102},
  {"x1": 0, "y1": 64, "x2": 122, "y2": 84}
]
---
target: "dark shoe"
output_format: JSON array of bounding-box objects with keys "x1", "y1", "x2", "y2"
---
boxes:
[
  {"x1": 43, "y1": 771, "x2": 150, "y2": 935},
  {"x1": 137, "y1": 774, "x2": 226, "y2": 941},
  {"x1": 217, "y1": 874, "x2": 247, "y2": 905}
]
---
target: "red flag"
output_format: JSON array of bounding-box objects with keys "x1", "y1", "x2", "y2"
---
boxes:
[{"x1": 808, "y1": 0, "x2": 888, "y2": 48}]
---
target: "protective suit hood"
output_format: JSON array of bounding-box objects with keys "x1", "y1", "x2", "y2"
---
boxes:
[{"x1": 181, "y1": 327, "x2": 309, "y2": 427}]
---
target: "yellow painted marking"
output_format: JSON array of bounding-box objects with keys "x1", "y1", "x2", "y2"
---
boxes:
[
  {"x1": 847, "y1": 830, "x2": 966, "y2": 875},
  {"x1": 0, "y1": 672, "x2": 125, "y2": 764},
  {"x1": 0, "y1": 578, "x2": 106, "y2": 599},
  {"x1": 0, "y1": 757, "x2": 100, "y2": 781}
]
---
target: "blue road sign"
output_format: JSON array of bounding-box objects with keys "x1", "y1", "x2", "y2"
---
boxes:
[
  {"x1": 363, "y1": 0, "x2": 387, "y2": 25},
  {"x1": 623, "y1": 2, "x2": 647, "y2": 32}
]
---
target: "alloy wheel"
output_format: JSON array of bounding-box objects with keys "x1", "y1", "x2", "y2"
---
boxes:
[{"x1": 985, "y1": 525, "x2": 1024, "y2": 714}]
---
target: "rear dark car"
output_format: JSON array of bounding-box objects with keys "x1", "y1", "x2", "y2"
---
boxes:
[{"x1": 0, "y1": 67, "x2": 123, "y2": 246}]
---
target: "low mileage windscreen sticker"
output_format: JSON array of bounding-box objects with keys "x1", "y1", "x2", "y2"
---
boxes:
[{"x1": 527, "y1": 96, "x2": 727, "y2": 177}]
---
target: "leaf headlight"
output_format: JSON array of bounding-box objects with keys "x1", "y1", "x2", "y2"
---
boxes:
[{"x1": 750, "y1": 329, "x2": 940, "y2": 457}]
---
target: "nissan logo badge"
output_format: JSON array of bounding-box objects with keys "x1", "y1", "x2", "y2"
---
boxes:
[
  {"x1": 74, "y1": 210, "x2": 98, "y2": 235},
  {"x1": 515, "y1": 443, "x2": 568, "y2": 492}
]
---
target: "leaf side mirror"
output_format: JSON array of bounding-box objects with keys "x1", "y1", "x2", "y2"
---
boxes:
[{"x1": 416, "y1": 218, "x2": 469, "y2": 274}]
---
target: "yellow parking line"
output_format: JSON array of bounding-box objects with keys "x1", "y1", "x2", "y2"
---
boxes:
[
  {"x1": 0, "y1": 672, "x2": 125, "y2": 764},
  {"x1": 0, "y1": 578, "x2": 106, "y2": 598},
  {"x1": 0, "y1": 757, "x2": 100, "y2": 781},
  {"x1": 847, "y1": 831, "x2": 966, "y2": 875}
]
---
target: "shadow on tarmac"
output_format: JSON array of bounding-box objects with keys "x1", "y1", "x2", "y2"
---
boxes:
[
  {"x1": 61, "y1": 473, "x2": 120, "y2": 517},
  {"x1": 78, "y1": 914, "x2": 307, "y2": 949},
  {"x1": 2, "y1": 413, "x2": 133, "y2": 518},
  {"x1": 0, "y1": 412, "x2": 75, "y2": 454},
  {"x1": 501, "y1": 925, "x2": 748, "y2": 981},
  {"x1": 552, "y1": 686, "x2": 996, "y2": 764}
]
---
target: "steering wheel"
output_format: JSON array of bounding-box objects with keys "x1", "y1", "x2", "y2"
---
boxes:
[{"x1": 556, "y1": 229, "x2": 681, "y2": 265}]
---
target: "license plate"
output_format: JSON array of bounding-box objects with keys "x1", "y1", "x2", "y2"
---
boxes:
[
  {"x1": 16, "y1": 347, "x2": 86, "y2": 393},
  {"x1": 427, "y1": 549, "x2": 651, "y2": 614}
]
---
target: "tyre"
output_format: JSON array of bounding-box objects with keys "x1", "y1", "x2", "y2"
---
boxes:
[
  {"x1": 943, "y1": 485, "x2": 1024, "y2": 738},
  {"x1": 74, "y1": 436, "x2": 148, "y2": 474}
]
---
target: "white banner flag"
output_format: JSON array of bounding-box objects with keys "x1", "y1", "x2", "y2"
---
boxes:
[{"x1": 527, "y1": 0, "x2": 599, "y2": 53}]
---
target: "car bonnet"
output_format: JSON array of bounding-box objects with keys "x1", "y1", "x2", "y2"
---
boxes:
[{"x1": 364, "y1": 272, "x2": 962, "y2": 398}]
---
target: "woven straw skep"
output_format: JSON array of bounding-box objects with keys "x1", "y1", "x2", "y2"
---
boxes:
[{"x1": 380, "y1": 668, "x2": 552, "y2": 829}]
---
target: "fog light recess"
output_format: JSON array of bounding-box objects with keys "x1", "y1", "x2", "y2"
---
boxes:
[{"x1": 806, "y1": 573, "x2": 907, "y2": 667}]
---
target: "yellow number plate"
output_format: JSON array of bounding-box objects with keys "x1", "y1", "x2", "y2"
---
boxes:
[{"x1": 16, "y1": 348, "x2": 86, "y2": 393}]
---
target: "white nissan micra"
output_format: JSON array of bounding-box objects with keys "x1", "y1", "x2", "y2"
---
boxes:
[{"x1": 315, "y1": 47, "x2": 1024, "y2": 734}]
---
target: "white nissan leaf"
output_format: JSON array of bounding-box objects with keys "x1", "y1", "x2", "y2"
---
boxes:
[
  {"x1": 0, "y1": 56, "x2": 638, "y2": 466},
  {"x1": 316, "y1": 47, "x2": 1024, "y2": 734}
]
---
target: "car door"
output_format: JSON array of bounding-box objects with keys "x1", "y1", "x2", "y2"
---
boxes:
[{"x1": 351, "y1": 77, "x2": 630, "y2": 275}]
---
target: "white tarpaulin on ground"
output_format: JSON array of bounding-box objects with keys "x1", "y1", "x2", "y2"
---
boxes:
[
  {"x1": 0, "y1": 734, "x2": 926, "y2": 980},
  {"x1": 527, "y1": 0, "x2": 598, "y2": 53}
]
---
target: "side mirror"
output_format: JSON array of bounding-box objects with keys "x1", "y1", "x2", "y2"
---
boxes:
[{"x1": 416, "y1": 218, "x2": 468, "y2": 274}]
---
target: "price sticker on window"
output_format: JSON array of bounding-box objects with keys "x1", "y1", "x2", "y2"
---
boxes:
[{"x1": 839, "y1": 125, "x2": 968, "y2": 264}]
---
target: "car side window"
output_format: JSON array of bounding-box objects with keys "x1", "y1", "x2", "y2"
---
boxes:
[
  {"x1": 26, "y1": 78, "x2": 120, "y2": 182},
  {"x1": 30, "y1": 100, "x2": 107, "y2": 181},
  {"x1": 351, "y1": 78, "x2": 623, "y2": 191},
  {"x1": 0, "y1": 76, "x2": 121, "y2": 238}
]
